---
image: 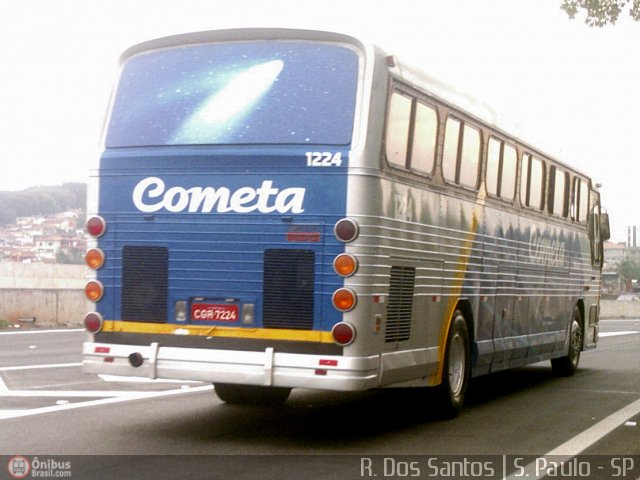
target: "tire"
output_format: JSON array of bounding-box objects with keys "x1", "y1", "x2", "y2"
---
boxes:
[
  {"x1": 551, "y1": 306, "x2": 583, "y2": 377},
  {"x1": 213, "y1": 383, "x2": 291, "y2": 406},
  {"x1": 435, "y1": 310, "x2": 471, "y2": 418}
]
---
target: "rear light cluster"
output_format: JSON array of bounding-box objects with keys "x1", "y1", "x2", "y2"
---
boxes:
[
  {"x1": 331, "y1": 218, "x2": 359, "y2": 347},
  {"x1": 81, "y1": 215, "x2": 362, "y2": 346},
  {"x1": 84, "y1": 216, "x2": 106, "y2": 333}
]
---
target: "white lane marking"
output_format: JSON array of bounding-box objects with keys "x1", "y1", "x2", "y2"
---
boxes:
[
  {"x1": 546, "y1": 396, "x2": 640, "y2": 454},
  {"x1": 599, "y1": 331, "x2": 640, "y2": 338},
  {"x1": 98, "y1": 374, "x2": 201, "y2": 384},
  {"x1": 0, "y1": 329, "x2": 84, "y2": 335},
  {"x1": 0, "y1": 362, "x2": 206, "y2": 418},
  {"x1": 0, "y1": 363, "x2": 82, "y2": 372},
  {"x1": 0, "y1": 389, "x2": 196, "y2": 398},
  {"x1": 503, "y1": 397, "x2": 640, "y2": 480},
  {"x1": 1, "y1": 410, "x2": 29, "y2": 417},
  {"x1": 0, "y1": 384, "x2": 213, "y2": 420}
]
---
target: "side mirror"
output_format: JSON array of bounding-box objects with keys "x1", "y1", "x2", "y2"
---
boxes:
[{"x1": 600, "y1": 212, "x2": 611, "y2": 242}]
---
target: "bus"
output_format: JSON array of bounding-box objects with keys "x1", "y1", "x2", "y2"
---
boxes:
[{"x1": 82, "y1": 28, "x2": 610, "y2": 416}]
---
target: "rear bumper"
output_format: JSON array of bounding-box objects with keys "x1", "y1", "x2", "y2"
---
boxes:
[{"x1": 82, "y1": 340, "x2": 381, "y2": 391}]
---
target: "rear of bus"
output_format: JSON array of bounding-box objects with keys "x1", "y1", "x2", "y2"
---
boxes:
[{"x1": 82, "y1": 29, "x2": 377, "y2": 403}]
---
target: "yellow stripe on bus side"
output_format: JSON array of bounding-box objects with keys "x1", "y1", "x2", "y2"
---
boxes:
[
  {"x1": 101, "y1": 320, "x2": 335, "y2": 344},
  {"x1": 433, "y1": 192, "x2": 485, "y2": 386}
]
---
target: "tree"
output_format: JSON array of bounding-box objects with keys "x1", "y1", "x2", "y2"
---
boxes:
[
  {"x1": 561, "y1": 0, "x2": 640, "y2": 26},
  {"x1": 617, "y1": 258, "x2": 640, "y2": 284}
]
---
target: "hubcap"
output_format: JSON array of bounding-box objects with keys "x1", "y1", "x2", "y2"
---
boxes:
[
  {"x1": 448, "y1": 332, "x2": 466, "y2": 396},
  {"x1": 570, "y1": 319, "x2": 582, "y2": 366}
]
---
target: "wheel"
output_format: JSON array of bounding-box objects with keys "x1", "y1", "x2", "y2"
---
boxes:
[
  {"x1": 213, "y1": 383, "x2": 291, "y2": 406},
  {"x1": 435, "y1": 310, "x2": 471, "y2": 418},
  {"x1": 551, "y1": 307, "x2": 583, "y2": 377}
]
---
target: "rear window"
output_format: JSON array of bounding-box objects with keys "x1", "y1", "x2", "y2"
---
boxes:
[{"x1": 106, "y1": 42, "x2": 359, "y2": 147}]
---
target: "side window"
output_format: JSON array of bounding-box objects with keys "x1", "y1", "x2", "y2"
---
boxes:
[
  {"x1": 443, "y1": 116, "x2": 480, "y2": 189},
  {"x1": 442, "y1": 117, "x2": 460, "y2": 182},
  {"x1": 570, "y1": 177, "x2": 590, "y2": 223},
  {"x1": 579, "y1": 180, "x2": 590, "y2": 223},
  {"x1": 486, "y1": 136, "x2": 516, "y2": 201},
  {"x1": 486, "y1": 138, "x2": 501, "y2": 196},
  {"x1": 411, "y1": 102, "x2": 437, "y2": 174},
  {"x1": 459, "y1": 125, "x2": 480, "y2": 188},
  {"x1": 385, "y1": 90, "x2": 438, "y2": 175},
  {"x1": 549, "y1": 166, "x2": 569, "y2": 217},
  {"x1": 590, "y1": 192, "x2": 602, "y2": 264},
  {"x1": 521, "y1": 153, "x2": 545, "y2": 210},
  {"x1": 501, "y1": 145, "x2": 517, "y2": 201},
  {"x1": 386, "y1": 91, "x2": 412, "y2": 167},
  {"x1": 592, "y1": 209, "x2": 601, "y2": 261},
  {"x1": 570, "y1": 178, "x2": 578, "y2": 221},
  {"x1": 571, "y1": 177, "x2": 589, "y2": 223}
]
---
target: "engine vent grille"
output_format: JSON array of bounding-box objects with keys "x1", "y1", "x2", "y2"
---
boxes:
[
  {"x1": 263, "y1": 249, "x2": 315, "y2": 330},
  {"x1": 122, "y1": 246, "x2": 168, "y2": 323},
  {"x1": 385, "y1": 266, "x2": 416, "y2": 343}
]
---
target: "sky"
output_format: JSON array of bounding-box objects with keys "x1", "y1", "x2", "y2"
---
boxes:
[{"x1": 0, "y1": 0, "x2": 638, "y2": 241}]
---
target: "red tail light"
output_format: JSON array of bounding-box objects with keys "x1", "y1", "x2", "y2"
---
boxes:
[
  {"x1": 332, "y1": 322, "x2": 356, "y2": 346},
  {"x1": 86, "y1": 216, "x2": 106, "y2": 237},
  {"x1": 84, "y1": 312, "x2": 104, "y2": 333},
  {"x1": 334, "y1": 218, "x2": 359, "y2": 243}
]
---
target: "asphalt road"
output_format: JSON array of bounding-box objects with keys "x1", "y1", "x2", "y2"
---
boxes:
[{"x1": 0, "y1": 320, "x2": 638, "y2": 479}]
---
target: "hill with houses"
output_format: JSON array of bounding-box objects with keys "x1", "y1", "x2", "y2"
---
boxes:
[{"x1": 0, "y1": 183, "x2": 87, "y2": 264}]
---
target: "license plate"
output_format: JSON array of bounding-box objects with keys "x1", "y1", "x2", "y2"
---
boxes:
[{"x1": 191, "y1": 303, "x2": 239, "y2": 322}]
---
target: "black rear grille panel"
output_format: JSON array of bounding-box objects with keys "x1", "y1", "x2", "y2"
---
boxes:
[
  {"x1": 263, "y1": 249, "x2": 315, "y2": 330},
  {"x1": 385, "y1": 266, "x2": 416, "y2": 343},
  {"x1": 122, "y1": 246, "x2": 169, "y2": 322}
]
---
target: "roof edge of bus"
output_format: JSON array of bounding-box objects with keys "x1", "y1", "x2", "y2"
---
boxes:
[{"x1": 119, "y1": 28, "x2": 368, "y2": 62}]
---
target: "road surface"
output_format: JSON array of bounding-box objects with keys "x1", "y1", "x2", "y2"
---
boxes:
[{"x1": 0, "y1": 319, "x2": 638, "y2": 479}]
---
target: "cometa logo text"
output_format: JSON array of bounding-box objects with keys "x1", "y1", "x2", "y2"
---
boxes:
[{"x1": 132, "y1": 177, "x2": 306, "y2": 214}]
